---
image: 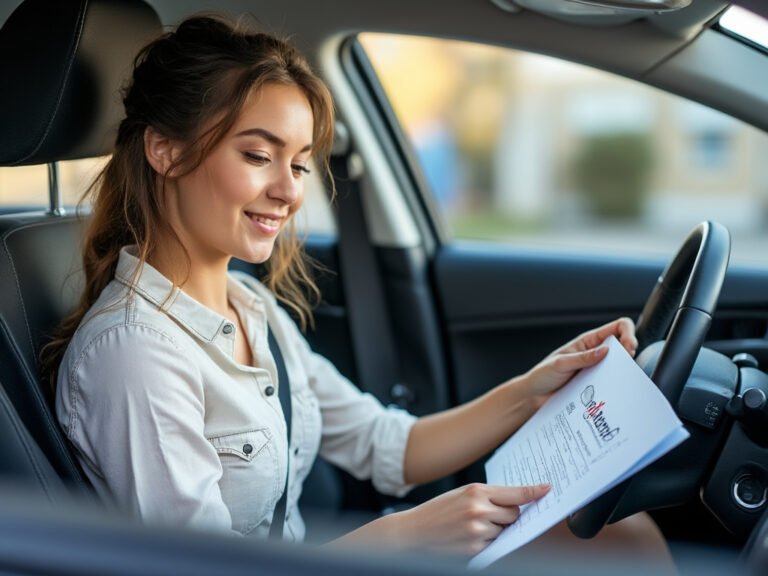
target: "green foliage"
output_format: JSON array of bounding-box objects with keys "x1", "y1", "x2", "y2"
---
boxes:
[
  {"x1": 572, "y1": 132, "x2": 654, "y2": 219},
  {"x1": 449, "y1": 211, "x2": 542, "y2": 240}
]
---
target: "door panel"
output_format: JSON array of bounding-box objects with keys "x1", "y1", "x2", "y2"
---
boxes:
[
  {"x1": 432, "y1": 243, "x2": 768, "y2": 409},
  {"x1": 431, "y1": 242, "x2": 768, "y2": 518}
]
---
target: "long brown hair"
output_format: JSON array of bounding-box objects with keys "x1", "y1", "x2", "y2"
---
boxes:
[{"x1": 42, "y1": 15, "x2": 335, "y2": 384}]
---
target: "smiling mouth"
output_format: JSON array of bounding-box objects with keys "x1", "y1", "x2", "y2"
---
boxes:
[{"x1": 245, "y1": 212, "x2": 284, "y2": 234}]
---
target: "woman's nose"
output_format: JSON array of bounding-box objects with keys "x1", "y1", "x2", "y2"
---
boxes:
[{"x1": 267, "y1": 164, "x2": 302, "y2": 205}]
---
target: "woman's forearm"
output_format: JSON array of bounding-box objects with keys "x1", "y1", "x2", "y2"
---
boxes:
[{"x1": 402, "y1": 375, "x2": 536, "y2": 486}]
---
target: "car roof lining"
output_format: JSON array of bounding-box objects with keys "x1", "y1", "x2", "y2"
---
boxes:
[
  {"x1": 138, "y1": 0, "x2": 766, "y2": 129},
  {"x1": 144, "y1": 0, "x2": 725, "y2": 70}
]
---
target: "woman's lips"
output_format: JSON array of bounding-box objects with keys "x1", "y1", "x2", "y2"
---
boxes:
[{"x1": 245, "y1": 211, "x2": 283, "y2": 236}]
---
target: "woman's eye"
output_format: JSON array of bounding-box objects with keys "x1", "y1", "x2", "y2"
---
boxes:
[
  {"x1": 291, "y1": 164, "x2": 311, "y2": 177},
  {"x1": 244, "y1": 152, "x2": 269, "y2": 165}
]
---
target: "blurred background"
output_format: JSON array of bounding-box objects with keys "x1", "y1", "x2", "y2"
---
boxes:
[{"x1": 360, "y1": 33, "x2": 768, "y2": 266}]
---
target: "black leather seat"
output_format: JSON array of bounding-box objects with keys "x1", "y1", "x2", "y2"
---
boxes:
[
  {"x1": 0, "y1": 215, "x2": 87, "y2": 486},
  {"x1": 0, "y1": 380, "x2": 65, "y2": 500},
  {"x1": 0, "y1": 0, "x2": 161, "y2": 488}
]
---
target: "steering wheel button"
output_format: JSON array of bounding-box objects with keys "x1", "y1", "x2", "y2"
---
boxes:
[
  {"x1": 743, "y1": 388, "x2": 767, "y2": 410},
  {"x1": 678, "y1": 383, "x2": 729, "y2": 430},
  {"x1": 733, "y1": 475, "x2": 767, "y2": 510}
]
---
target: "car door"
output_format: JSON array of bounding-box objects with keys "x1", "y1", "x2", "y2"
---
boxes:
[{"x1": 339, "y1": 22, "x2": 768, "y2": 500}]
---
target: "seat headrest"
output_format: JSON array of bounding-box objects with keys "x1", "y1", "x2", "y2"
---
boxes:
[{"x1": 0, "y1": 0, "x2": 161, "y2": 166}]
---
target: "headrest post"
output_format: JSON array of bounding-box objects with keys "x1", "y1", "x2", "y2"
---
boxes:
[{"x1": 47, "y1": 163, "x2": 65, "y2": 216}]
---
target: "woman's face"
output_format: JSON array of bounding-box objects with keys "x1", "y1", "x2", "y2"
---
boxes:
[{"x1": 168, "y1": 82, "x2": 315, "y2": 266}]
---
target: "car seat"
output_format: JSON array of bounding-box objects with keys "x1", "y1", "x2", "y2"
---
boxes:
[{"x1": 0, "y1": 0, "x2": 161, "y2": 489}]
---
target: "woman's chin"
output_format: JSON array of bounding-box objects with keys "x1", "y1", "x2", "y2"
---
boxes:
[{"x1": 236, "y1": 243, "x2": 276, "y2": 265}]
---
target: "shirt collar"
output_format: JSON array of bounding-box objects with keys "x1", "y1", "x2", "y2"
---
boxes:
[
  {"x1": 227, "y1": 272, "x2": 265, "y2": 312},
  {"x1": 114, "y1": 246, "x2": 264, "y2": 343}
]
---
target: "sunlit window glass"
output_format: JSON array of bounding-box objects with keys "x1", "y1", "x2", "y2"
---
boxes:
[
  {"x1": 359, "y1": 33, "x2": 768, "y2": 266},
  {"x1": 0, "y1": 164, "x2": 47, "y2": 209},
  {"x1": 720, "y1": 6, "x2": 768, "y2": 51}
]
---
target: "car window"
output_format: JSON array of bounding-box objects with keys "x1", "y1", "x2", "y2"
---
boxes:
[
  {"x1": 719, "y1": 5, "x2": 768, "y2": 52},
  {"x1": 60, "y1": 156, "x2": 110, "y2": 207},
  {"x1": 0, "y1": 158, "x2": 336, "y2": 235},
  {"x1": 358, "y1": 34, "x2": 768, "y2": 266},
  {"x1": 0, "y1": 164, "x2": 47, "y2": 210}
]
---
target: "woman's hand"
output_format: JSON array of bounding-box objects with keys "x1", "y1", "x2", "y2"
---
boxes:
[
  {"x1": 391, "y1": 483, "x2": 551, "y2": 555},
  {"x1": 549, "y1": 317, "x2": 637, "y2": 359},
  {"x1": 524, "y1": 317, "x2": 638, "y2": 407}
]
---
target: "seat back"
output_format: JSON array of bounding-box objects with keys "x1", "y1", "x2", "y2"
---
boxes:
[
  {"x1": 0, "y1": 214, "x2": 87, "y2": 484},
  {"x1": 0, "y1": 378, "x2": 66, "y2": 500},
  {"x1": 0, "y1": 0, "x2": 161, "y2": 487}
]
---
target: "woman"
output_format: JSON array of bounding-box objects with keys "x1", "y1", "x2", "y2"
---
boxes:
[{"x1": 46, "y1": 15, "x2": 655, "y2": 557}]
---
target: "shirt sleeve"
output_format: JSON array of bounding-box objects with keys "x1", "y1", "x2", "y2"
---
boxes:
[
  {"x1": 269, "y1": 301, "x2": 418, "y2": 498},
  {"x1": 59, "y1": 323, "x2": 237, "y2": 533}
]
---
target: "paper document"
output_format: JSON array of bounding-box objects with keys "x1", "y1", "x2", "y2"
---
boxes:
[{"x1": 470, "y1": 336, "x2": 689, "y2": 569}]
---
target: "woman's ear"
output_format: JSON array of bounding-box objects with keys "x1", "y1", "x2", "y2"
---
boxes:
[{"x1": 144, "y1": 127, "x2": 181, "y2": 176}]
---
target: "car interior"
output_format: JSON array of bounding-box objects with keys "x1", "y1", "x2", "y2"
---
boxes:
[{"x1": 0, "y1": 0, "x2": 767, "y2": 574}]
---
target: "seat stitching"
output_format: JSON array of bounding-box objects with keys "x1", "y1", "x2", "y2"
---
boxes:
[
  {"x1": 0, "y1": 318, "x2": 81, "y2": 479},
  {"x1": 0, "y1": 216, "x2": 81, "y2": 361},
  {"x1": 14, "y1": 1, "x2": 89, "y2": 165},
  {"x1": 0, "y1": 382, "x2": 56, "y2": 500},
  {"x1": 1, "y1": 240, "x2": 38, "y2": 379},
  {"x1": 0, "y1": 216, "x2": 85, "y2": 482}
]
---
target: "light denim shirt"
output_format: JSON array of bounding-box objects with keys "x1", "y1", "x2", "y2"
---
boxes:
[{"x1": 56, "y1": 246, "x2": 416, "y2": 540}]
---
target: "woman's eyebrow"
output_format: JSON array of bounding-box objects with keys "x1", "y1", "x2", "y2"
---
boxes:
[{"x1": 234, "y1": 127, "x2": 312, "y2": 152}]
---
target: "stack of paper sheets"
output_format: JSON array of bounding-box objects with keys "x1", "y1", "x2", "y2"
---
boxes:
[{"x1": 470, "y1": 335, "x2": 689, "y2": 569}]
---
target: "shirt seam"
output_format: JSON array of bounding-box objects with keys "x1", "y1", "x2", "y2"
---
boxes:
[
  {"x1": 115, "y1": 258, "x2": 221, "y2": 343},
  {"x1": 67, "y1": 312, "x2": 187, "y2": 440}
]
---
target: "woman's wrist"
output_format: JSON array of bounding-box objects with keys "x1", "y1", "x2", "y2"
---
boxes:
[
  {"x1": 489, "y1": 375, "x2": 540, "y2": 435},
  {"x1": 498, "y1": 373, "x2": 538, "y2": 411},
  {"x1": 328, "y1": 508, "x2": 411, "y2": 550}
]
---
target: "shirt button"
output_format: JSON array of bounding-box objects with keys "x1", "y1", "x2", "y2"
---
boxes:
[
  {"x1": 222, "y1": 323, "x2": 234, "y2": 335},
  {"x1": 293, "y1": 447, "x2": 299, "y2": 456},
  {"x1": 243, "y1": 443, "x2": 253, "y2": 455},
  {"x1": 265, "y1": 385, "x2": 275, "y2": 396}
]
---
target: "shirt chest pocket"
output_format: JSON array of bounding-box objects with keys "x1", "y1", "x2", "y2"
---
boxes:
[{"x1": 208, "y1": 428, "x2": 280, "y2": 535}]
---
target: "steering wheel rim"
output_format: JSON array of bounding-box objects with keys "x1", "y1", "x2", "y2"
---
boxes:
[{"x1": 567, "y1": 221, "x2": 731, "y2": 538}]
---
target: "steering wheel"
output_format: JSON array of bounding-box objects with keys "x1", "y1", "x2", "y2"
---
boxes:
[{"x1": 568, "y1": 220, "x2": 731, "y2": 538}]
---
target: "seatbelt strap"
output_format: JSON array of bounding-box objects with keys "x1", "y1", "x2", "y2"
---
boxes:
[
  {"x1": 268, "y1": 326, "x2": 292, "y2": 540},
  {"x1": 331, "y1": 125, "x2": 401, "y2": 405}
]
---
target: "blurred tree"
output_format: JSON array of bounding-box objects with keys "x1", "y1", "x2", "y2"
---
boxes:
[{"x1": 572, "y1": 132, "x2": 654, "y2": 219}]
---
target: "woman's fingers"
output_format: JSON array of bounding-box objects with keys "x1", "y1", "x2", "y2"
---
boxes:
[
  {"x1": 527, "y1": 347, "x2": 609, "y2": 397},
  {"x1": 552, "y1": 346, "x2": 608, "y2": 374},
  {"x1": 607, "y1": 317, "x2": 638, "y2": 356},
  {"x1": 484, "y1": 484, "x2": 551, "y2": 529},
  {"x1": 590, "y1": 317, "x2": 638, "y2": 356},
  {"x1": 554, "y1": 317, "x2": 637, "y2": 359},
  {"x1": 487, "y1": 483, "x2": 551, "y2": 507},
  {"x1": 458, "y1": 483, "x2": 550, "y2": 527},
  {"x1": 487, "y1": 504, "x2": 521, "y2": 526},
  {"x1": 454, "y1": 484, "x2": 550, "y2": 551}
]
